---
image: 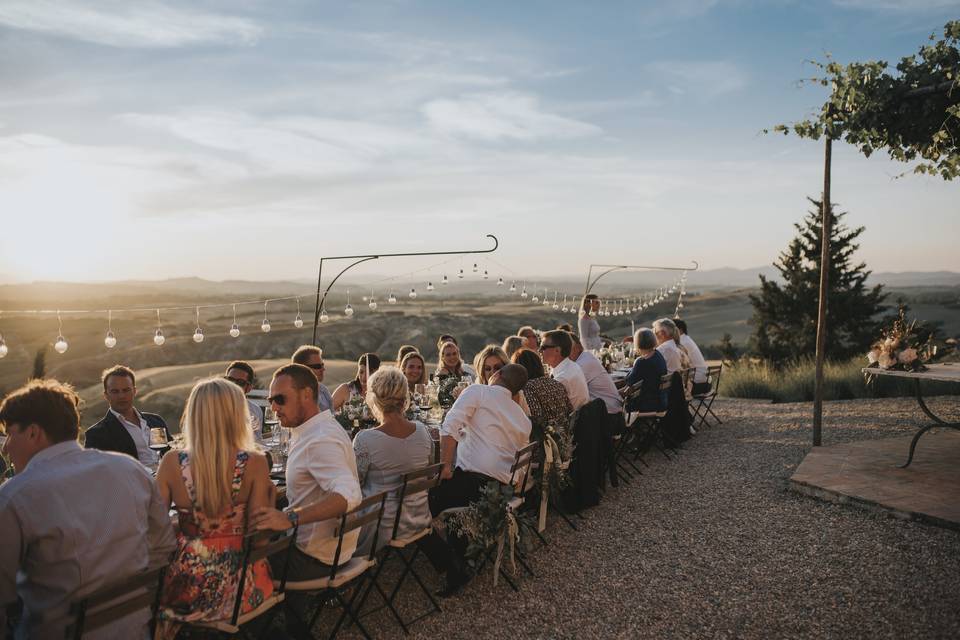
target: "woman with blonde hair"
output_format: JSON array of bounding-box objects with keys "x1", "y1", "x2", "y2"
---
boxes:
[
  {"x1": 399, "y1": 351, "x2": 427, "y2": 391},
  {"x1": 353, "y1": 367, "x2": 432, "y2": 555},
  {"x1": 473, "y1": 344, "x2": 510, "y2": 385},
  {"x1": 435, "y1": 341, "x2": 469, "y2": 381},
  {"x1": 502, "y1": 335, "x2": 524, "y2": 360},
  {"x1": 155, "y1": 377, "x2": 274, "y2": 638},
  {"x1": 578, "y1": 294, "x2": 602, "y2": 350}
]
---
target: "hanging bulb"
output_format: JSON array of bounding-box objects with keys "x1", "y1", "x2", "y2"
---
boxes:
[
  {"x1": 521, "y1": 288, "x2": 528, "y2": 299},
  {"x1": 369, "y1": 297, "x2": 378, "y2": 310},
  {"x1": 261, "y1": 318, "x2": 271, "y2": 333},
  {"x1": 561, "y1": 296, "x2": 568, "y2": 313},
  {"x1": 344, "y1": 304, "x2": 354, "y2": 317},
  {"x1": 0, "y1": 337, "x2": 6, "y2": 358},
  {"x1": 483, "y1": 270, "x2": 489, "y2": 279},
  {"x1": 153, "y1": 329, "x2": 165, "y2": 346},
  {"x1": 442, "y1": 275, "x2": 449, "y2": 285},
  {"x1": 509, "y1": 281, "x2": 517, "y2": 292},
  {"x1": 678, "y1": 302, "x2": 685, "y2": 309},
  {"x1": 472, "y1": 263, "x2": 478, "y2": 273},
  {"x1": 104, "y1": 330, "x2": 117, "y2": 349},
  {"x1": 388, "y1": 292, "x2": 397, "y2": 304},
  {"x1": 193, "y1": 327, "x2": 204, "y2": 343},
  {"x1": 553, "y1": 301, "x2": 559, "y2": 310},
  {"x1": 294, "y1": 314, "x2": 304, "y2": 328},
  {"x1": 457, "y1": 269, "x2": 464, "y2": 279},
  {"x1": 54, "y1": 334, "x2": 68, "y2": 354},
  {"x1": 409, "y1": 288, "x2": 417, "y2": 299},
  {"x1": 427, "y1": 281, "x2": 435, "y2": 291},
  {"x1": 320, "y1": 310, "x2": 329, "y2": 323},
  {"x1": 532, "y1": 294, "x2": 539, "y2": 303},
  {"x1": 230, "y1": 323, "x2": 241, "y2": 337}
]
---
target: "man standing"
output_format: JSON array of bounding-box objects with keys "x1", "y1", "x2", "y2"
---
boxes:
[
  {"x1": 539, "y1": 330, "x2": 589, "y2": 411},
  {"x1": 250, "y1": 364, "x2": 362, "y2": 580},
  {"x1": 224, "y1": 360, "x2": 264, "y2": 443},
  {"x1": 84, "y1": 365, "x2": 169, "y2": 467},
  {"x1": 291, "y1": 345, "x2": 334, "y2": 412},
  {"x1": 426, "y1": 364, "x2": 532, "y2": 595},
  {"x1": 570, "y1": 333, "x2": 624, "y2": 417},
  {"x1": 0, "y1": 379, "x2": 176, "y2": 639},
  {"x1": 675, "y1": 320, "x2": 710, "y2": 394}
]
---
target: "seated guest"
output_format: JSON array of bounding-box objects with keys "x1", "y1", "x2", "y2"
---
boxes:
[
  {"x1": 84, "y1": 365, "x2": 170, "y2": 468},
  {"x1": 577, "y1": 294, "x2": 603, "y2": 350},
  {"x1": 435, "y1": 341, "x2": 470, "y2": 382},
  {"x1": 502, "y1": 335, "x2": 524, "y2": 360},
  {"x1": 332, "y1": 353, "x2": 381, "y2": 411},
  {"x1": 512, "y1": 348, "x2": 572, "y2": 428},
  {"x1": 396, "y1": 344, "x2": 418, "y2": 366},
  {"x1": 427, "y1": 364, "x2": 532, "y2": 595},
  {"x1": 624, "y1": 329, "x2": 668, "y2": 412},
  {"x1": 292, "y1": 345, "x2": 334, "y2": 412},
  {"x1": 0, "y1": 379, "x2": 175, "y2": 639},
  {"x1": 539, "y1": 330, "x2": 589, "y2": 410},
  {"x1": 472, "y1": 344, "x2": 510, "y2": 385},
  {"x1": 352, "y1": 368, "x2": 432, "y2": 556},
  {"x1": 251, "y1": 365, "x2": 362, "y2": 581},
  {"x1": 154, "y1": 378, "x2": 274, "y2": 639},
  {"x1": 570, "y1": 333, "x2": 624, "y2": 416},
  {"x1": 400, "y1": 351, "x2": 427, "y2": 391},
  {"x1": 675, "y1": 320, "x2": 710, "y2": 394},
  {"x1": 224, "y1": 360, "x2": 264, "y2": 443},
  {"x1": 517, "y1": 326, "x2": 539, "y2": 351},
  {"x1": 653, "y1": 318, "x2": 690, "y2": 374},
  {"x1": 435, "y1": 334, "x2": 476, "y2": 377}
]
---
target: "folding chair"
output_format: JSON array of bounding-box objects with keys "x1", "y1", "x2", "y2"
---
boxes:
[
  {"x1": 690, "y1": 364, "x2": 723, "y2": 429},
  {"x1": 625, "y1": 374, "x2": 674, "y2": 462},
  {"x1": 66, "y1": 564, "x2": 166, "y2": 639},
  {"x1": 357, "y1": 463, "x2": 444, "y2": 634},
  {"x1": 283, "y1": 492, "x2": 388, "y2": 640},
  {"x1": 187, "y1": 528, "x2": 296, "y2": 638}
]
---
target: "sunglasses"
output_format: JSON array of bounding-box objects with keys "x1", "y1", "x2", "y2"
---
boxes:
[
  {"x1": 267, "y1": 394, "x2": 288, "y2": 406},
  {"x1": 539, "y1": 344, "x2": 558, "y2": 352},
  {"x1": 307, "y1": 363, "x2": 325, "y2": 371}
]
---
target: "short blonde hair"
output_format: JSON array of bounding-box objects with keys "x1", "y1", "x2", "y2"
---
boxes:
[
  {"x1": 366, "y1": 367, "x2": 410, "y2": 421},
  {"x1": 181, "y1": 377, "x2": 254, "y2": 517},
  {"x1": 502, "y1": 335, "x2": 524, "y2": 360}
]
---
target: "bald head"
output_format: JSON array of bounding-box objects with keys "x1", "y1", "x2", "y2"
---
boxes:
[{"x1": 493, "y1": 363, "x2": 528, "y2": 394}]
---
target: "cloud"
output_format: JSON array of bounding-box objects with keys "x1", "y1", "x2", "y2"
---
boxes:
[
  {"x1": 422, "y1": 92, "x2": 602, "y2": 141},
  {"x1": 645, "y1": 60, "x2": 748, "y2": 97},
  {"x1": 0, "y1": 1, "x2": 261, "y2": 48}
]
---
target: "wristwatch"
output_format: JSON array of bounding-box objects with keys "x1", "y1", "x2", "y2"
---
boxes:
[{"x1": 286, "y1": 509, "x2": 299, "y2": 529}]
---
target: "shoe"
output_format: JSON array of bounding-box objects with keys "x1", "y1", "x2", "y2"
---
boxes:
[{"x1": 435, "y1": 568, "x2": 472, "y2": 598}]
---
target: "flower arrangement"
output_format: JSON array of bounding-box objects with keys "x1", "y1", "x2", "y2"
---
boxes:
[
  {"x1": 335, "y1": 395, "x2": 372, "y2": 432},
  {"x1": 446, "y1": 481, "x2": 534, "y2": 574},
  {"x1": 865, "y1": 307, "x2": 937, "y2": 373}
]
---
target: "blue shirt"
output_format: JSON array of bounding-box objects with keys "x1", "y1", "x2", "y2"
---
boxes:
[
  {"x1": 316, "y1": 383, "x2": 334, "y2": 412},
  {"x1": 625, "y1": 351, "x2": 668, "y2": 412}
]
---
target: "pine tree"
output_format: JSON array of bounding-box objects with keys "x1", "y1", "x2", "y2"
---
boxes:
[{"x1": 749, "y1": 198, "x2": 886, "y2": 365}]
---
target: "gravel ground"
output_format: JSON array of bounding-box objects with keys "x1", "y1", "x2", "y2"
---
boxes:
[{"x1": 330, "y1": 396, "x2": 960, "y2": 640}]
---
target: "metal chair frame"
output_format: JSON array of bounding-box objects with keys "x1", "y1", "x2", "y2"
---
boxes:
[
  {"x1": 66, "y1": 564, "x2": 167, "y2": 639},
  {"x1": 689, "y1": 364, "x2": 724, "y2": 429}
]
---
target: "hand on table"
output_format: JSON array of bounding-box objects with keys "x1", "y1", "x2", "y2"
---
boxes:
[{"x1": 250, "y1": 506, "x2": 292, "y2": 532}]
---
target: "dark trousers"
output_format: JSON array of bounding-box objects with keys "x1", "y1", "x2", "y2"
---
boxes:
[{"x1": 419, "y1": 468, "x2": 496, "y2": 575}]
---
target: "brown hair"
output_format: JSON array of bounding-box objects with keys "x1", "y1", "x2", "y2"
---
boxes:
[
  {"x1": 396, "y1": 344, "x2": 418, "y2": 365},
  {"x1": 542, "y1": 329, "x2": 573, "y2": 358},
  {"x1": 101, "y1": 365, "x2": 135, "y2": 391},
  {"x1": 272, "y1": 363, "x2": 319, "y2": 400},
  {"x1": 0, "y1": 378, "x2": 80, "y2": 443},
  {"x1": 399, "y1": 351, "x2": 427, "y2": 387},
  {"x1": 292, "y1": 344, "x2": 322, "y2": 365},
  {"x1": 511, "y1": 348, "x2": 546, "y2": 380},
  {"x1": 225, "y1": 360, "x2": 255, "y2": 383}
]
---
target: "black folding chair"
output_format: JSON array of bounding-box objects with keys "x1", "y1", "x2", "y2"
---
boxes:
[
  {"x1": 356, "y1": 463, "x2": 444, "y2": 634},
  {"x1": 690, "y1": 364, "x2": 723, "y2": 429},
  {"x1": 283, "y1": 492, "x2": 388, "y2": 640},
  {"x1": 626, "y1": 374, "x2": 674, "y2": 462},
  {"x1": 66, "y1": 564, "x2": 167, "y2": 639}
]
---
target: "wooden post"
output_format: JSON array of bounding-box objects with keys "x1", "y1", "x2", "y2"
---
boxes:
[{"x1": 812, "y1": 134, "x2": 833, "y2": 447}]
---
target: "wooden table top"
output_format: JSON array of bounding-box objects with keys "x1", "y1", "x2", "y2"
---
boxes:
[{"x1": 862, "y1": 362, "x2": 960, "y2": 384}]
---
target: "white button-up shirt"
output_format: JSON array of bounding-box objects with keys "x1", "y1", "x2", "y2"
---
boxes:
[
  {"x1": 285, "y1": 411, "x2": 362, "y2": 565},
  {"x1": 441, "y1": 385, "x2": 531, "y2": 484},
  {"x1": 679, "y1": 334, "x2": 708, "y2": 383},
  {"x1": 109, "y1": 408, "x2": 158, "y2": 467},
  {"x1": 551, "y1": 357, "x2": 590, "y2": 411},
  {"x1": 575, "y1": 351, "x2": 623, "y2": 414},
  {"x1": 657, "y1": 340, "x2": 684, "y2": 374},
  {"x1": 246, "y1": 399, "x2": 264, "y2": 444}
]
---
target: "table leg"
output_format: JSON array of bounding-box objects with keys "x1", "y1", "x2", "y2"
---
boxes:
[{"x1": 901, "y1": 379, "x2": 960, "y2": 468}]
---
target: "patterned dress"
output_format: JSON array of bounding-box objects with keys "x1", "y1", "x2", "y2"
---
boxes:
[
  {"x1": 523, "y1": 376, "x2": 573, "y2": 429},
  {"x1": 156, "y1": 450, "x2": 273, "y2": 639}
]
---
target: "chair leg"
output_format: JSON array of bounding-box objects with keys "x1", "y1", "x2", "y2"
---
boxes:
[
  {"x1": 329, "y1": 584, "x2": 374, "y2": 640},
  {"x1": 397, "y1": 548, "x2": 442, "y2": 617}
]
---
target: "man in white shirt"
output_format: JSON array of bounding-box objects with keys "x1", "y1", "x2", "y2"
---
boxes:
[
  {"x1": 570, "y1": 333, "x2": 623, "y2": 416},
  {"x1": 653, "y1": 318, "x2": 685, "y2": 373},
  {"x1": 425, "y1": 364, "x2": 532, "y2": 596},
  {"x1": 675, "y1": 319, "x2": 710, "y2": 393},
  {"x1": 251, "y1": 364, "x2": 362, "y2": 582},
  {"x1": 224, "y1": 360, "x2": 264, "y2": 443},
  {"x1": 539, "y1": 330, "x2": 590, "y2": 410}
]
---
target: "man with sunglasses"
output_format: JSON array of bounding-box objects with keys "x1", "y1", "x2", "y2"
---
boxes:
[
  {"x1": 225, "y1": 360, "x2": 264, "y2": 443},
  {"x1": 292, "y1": 345, "x2": 334, "y2": 412},
  {"x1": 539, "y1": 330, "x2": 589, "y2": 411}
]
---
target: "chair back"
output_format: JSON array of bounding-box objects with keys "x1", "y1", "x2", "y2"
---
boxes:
[
  {"x1": 704, "y1": 364, "x2": 723, "y2": 395},
  {"x1": 391, "y1": 463, "x2": 443, "y2": 540},
  {"x1": 509, "y1": 441, "x2": 540, "y2": 494},
  {"x1": 659, "y1": 373, "x2": 673, "y2": 393},
  {"x1": 66, "y1": 564, "x2": 166, "y2": 640},
  {"x1": 230, "y1": 527, "x2": 297, "y2": 624},
  {"x1": 331, "y1": 491, "x2": 389, "y2": 570},
  {"x1": 623, "y1": 379, "x2": 644, "y2": 405}
]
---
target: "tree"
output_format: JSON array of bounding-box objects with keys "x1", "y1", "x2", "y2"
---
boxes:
[
  {"x1": 749, "y1": 198, "x2": 886, "y2": 365},
  {"x1": 718, "y1": 333, "x2": 738, "y2": 363}
]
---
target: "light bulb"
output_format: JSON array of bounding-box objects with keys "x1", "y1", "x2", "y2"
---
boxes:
[
  {"x1": 154, "y1": 329, "x2": 165, "y2": 346},
  {"x1": 483, "y1": 270, "x2": 489, "y2": 279},
  {"x1": 261, "y1": 319, "x2": 271, "y2": 332},
  {"x1": 294, "y1": 314, "x2": 303, "y2": 328},
  {"x1": 427, "y1": 282, "x2": 434, "y2": 291},
  {"x1": 553, "y1": 302, "x2": 559, "y2": 310},
  {"x1": 344, "y1": 304, "x2": 354, "y2": 317},
  {"x1": 362, "y1": 295, "x2": 368, "y2": 302},
  {"x1": 678, "y1": 302, "x2": 685, "y2": 309},
  {"x1": 457, "y1": 269, "x2": 464, "y2": 279},
  {"x1": 509, "y1": 281, "x2": 517, "y2": 292},
  {"x1": 0, "y1": 338, "x2": 7, "y2": 358},
  {"x1": 442, "y1": 275, "x2": 449, "y2": 285},
  {"x1": 193, "y1": 328, "x2": 204, "y2": 343},
  {"x1": 230, "y1": 323, "x2": 241, "y2": 337},
  {"x1": 104, "y1": 330, "x2": 117, "y2": 349},
  {"x1": 388, "y1": 293, "x2": 397, "y2": 304},
  {"x1": 409, "y1": 288, "x2": 417, "y2": 299},
  {"x1": 54, "y1": 335, "x2": 68, "y2": 354},
  {"x1": 542, "y1": 298, "x2": 549, "y2": 306},
  {"x1": 497, "y1": 277, "x2": 504, "y2": 286},
  {"x1": 320, "y1": 310, "x2": 329, "y2": 323},
  {"x1": 369, "y1": 298, "x2": 378, "y2": 310},
  {"x1": 571, "y1": 307, "x2": 577, "y2": 314},
  {"x1": 472, "y1": 263, "x2": 478, "y2": 272}
]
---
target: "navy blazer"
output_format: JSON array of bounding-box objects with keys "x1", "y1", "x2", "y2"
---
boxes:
[{"x1": 83, "y1": 409, "x2": 170, "y2": 460}]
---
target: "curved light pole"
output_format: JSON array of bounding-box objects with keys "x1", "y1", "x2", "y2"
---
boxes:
[{"x1": 582, "y1": 261, "x2": 699, "y2": 299}]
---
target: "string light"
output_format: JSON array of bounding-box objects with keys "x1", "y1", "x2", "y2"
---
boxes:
[
  {"x1": 388, "y1": 292, "x2": 397, "y2": 304},
  {"x1": 509, "y1": 281, "x2": 517, "y2": 292},
  {"x1": 261, "y1": 301, "x2": 271, "y2": 332},
  {"x1": 294, "y1": 298, "x2": 304, "y2": 328},
  {"x1": 369, "y1": 296, "x2": 378, "y2": 310},
  {"x1": 520, "y1": 284, "x2": 528, "y2": 299},
  {"x1": 230, "y1": 305, "x2": 241, "y2": 337},
  {"x1": 552, "y1": 291, "x2": 559, "y2": 310},
  {"x1": 409, "y1": 287, "x2": 417, "y2": 299},
  {"x1": 561, "y1": 294, "x2": 568, "y2": 313},
  {"x1": 193, "y1": 307, "x2": 204, "y2": 343},
  {"x1": 442, "y1": 275, "x2": 449, "y2": 285},
  {"x1": 497, "y1": 277, "x2": 504, "y2": 286},
  {"x1": 104, "y1": 310, "x2": 117, "y2": 348},
  {"x1": 153, "y1": 309, "x2": 165, "y2": 346},
  {"x1": 0, "y1": 333, "x2": 6, "y2": 358},
  {"x1": 483, "y1": 270, "x2": 489, "y2": 279},
  {"x1": 457, "y1": 269, "x2": 464, "y2": 279},
  {"x1": 472, "y1": 263, "x2": 478, "y2": 273},
  {"x1": 344, "y1": 290, "x2": 354, "y2": 317},
  {"x1": 54, "y1": 310, "x2": 68, "y2": 354},
  {"x1": 427, "y1": 281, "x2": 435, "y2": 291}
]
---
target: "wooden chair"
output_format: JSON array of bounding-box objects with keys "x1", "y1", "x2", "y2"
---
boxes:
[
  {"x1": 690, "y1": 364, "x2": 724, "y2": 429},
  {"x1": 282, "y1": 492, "x2": 389, "y2": 640},
  {"x1": 66, "y1": 564, "x2": 167, "y2": 639}
]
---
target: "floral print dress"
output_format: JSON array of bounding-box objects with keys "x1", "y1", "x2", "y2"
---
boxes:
[{"x1": 156, "y1": 450, "x2": 273, "y2": 639}]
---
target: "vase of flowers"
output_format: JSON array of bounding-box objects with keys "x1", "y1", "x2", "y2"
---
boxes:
[{"x1": 865, "y1": 307, "x2": 939, "y2": 373}]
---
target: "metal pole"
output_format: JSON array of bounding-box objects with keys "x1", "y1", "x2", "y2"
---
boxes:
[
  {"x1": 582, "y1": 262, "x2": 699, "y2": 298},
  {"x1": 812, "y1": 134, "x2": 833, "y2": 447}
]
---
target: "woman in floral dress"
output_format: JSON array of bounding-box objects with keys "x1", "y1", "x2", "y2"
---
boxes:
[{"x1": 154, "y1": 377, "x2": 275, "y2": 639}]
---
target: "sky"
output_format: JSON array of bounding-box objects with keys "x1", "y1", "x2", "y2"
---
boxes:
[{"x1": 0, "y1": 0, "x2": 958, "y2": 284}]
